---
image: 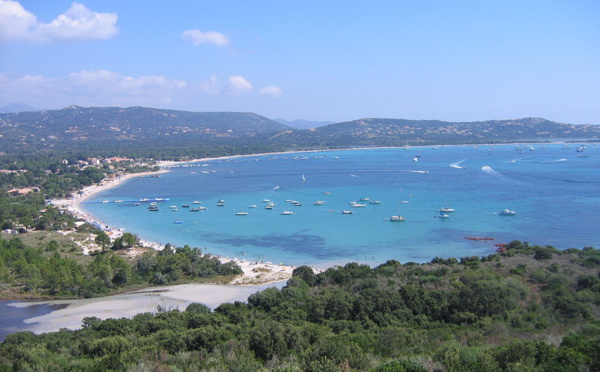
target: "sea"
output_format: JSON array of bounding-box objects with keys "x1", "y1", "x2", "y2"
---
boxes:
[{"x1": 81, "y1": 144, "x2": 600, "y2": 268}]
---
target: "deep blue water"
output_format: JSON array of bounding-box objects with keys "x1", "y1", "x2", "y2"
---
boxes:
[{"x1": 82, "y1": 144, "x2": 600, "y2": 268}]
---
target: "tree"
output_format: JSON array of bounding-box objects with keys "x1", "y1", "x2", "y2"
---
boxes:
[{"x1": 94, "y1": 231, "x2": 111, "y2": 251}]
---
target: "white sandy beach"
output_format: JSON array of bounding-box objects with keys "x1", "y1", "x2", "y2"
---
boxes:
[
  {"x1": 10, "y1": 281, "x2": 285, "y2": 335},
  {"x1": 49, "y1": 160, "x2": 309, "y2": 283}
]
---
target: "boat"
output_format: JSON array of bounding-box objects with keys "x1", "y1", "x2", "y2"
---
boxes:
[
  {"x1": 369, "y1": 200, "x2": 381, "y2": 204},
  {"x1": 352, "y1": 203, "x2": 367, "y2": 208},
  {"x1": 359, "y1": 197, "x2": 370, "y2": 201},
  {"x1": 148, "y1": 206, "x2": 159, "y2": 211},
  {"x1": 265, "y1": 204, "x2": 275, "y2": 210},
  {"x1": 139, "y1": 198, "x2": 150, "y2": 202},
  {"x1": 413, "y1": 157, "x2": 419, "y2": 162},
  {"x1": 101, "y1": 200, "x2": 109, "y2": 203},
  {"x1": 499, "y1": 209, "x2": 516, "y2": 216},
  {"x1": 249, "y1": 205, "x2": 257, "y2": 208},
  {"x1": 236, "y1": 212, "x2": 249, "y2": 216},
  {"x1": 281, "y1": 210, "x2": 294, "y2": 215},
  {"x1": 342, "y1": 210, "x2": 353, "y2": 214},
  {"x1": 390, "y1": 215, "x2": 405, "y2": 222},
  {"x1": 173, "y1": 220, "x2": 184, "y2": 224},
  {"x1": 434, "y1": 212, "x2": 450, "y2": 218},
  {"x1": 302, "y1": 174, "x2": 306, "y2": 182},
  {"x1": 293, "y1": 202, "x2": 303, "y2": 206},
  {"x1": 182, "y1": 204, "x2": 190, "y2": 208},
  {"x1": 113, "y1": 200, "x2": 123, "y2": 203},
  {"x1": 437, "y1": 207, "x2": 455, "y2": 213},
  {"x1": 133, "y1": 203, "x2": 142, "y2": 206},
  {"x1": 193, "y1": 201, "x2": 201, "y2": 204},
  {"x1": 190, "y1": 208, "x2": 200, "y2": 212},
  {"x1": 314, "y1": 201, "x2": 326, "y2": 205}
]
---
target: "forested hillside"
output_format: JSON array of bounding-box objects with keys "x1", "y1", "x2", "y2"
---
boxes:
[
  {"x1": 1, "y1": 241, "x2": 599, "y2": 371},
  {"x1": 1, "y1": 106, "x2": 599, "y2": 156}
]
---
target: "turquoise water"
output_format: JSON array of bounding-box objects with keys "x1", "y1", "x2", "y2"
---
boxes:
[{"x1": 83, "y1": 144, "x2": 600, "y2": 268}]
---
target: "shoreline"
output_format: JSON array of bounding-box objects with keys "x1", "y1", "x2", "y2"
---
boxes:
[
  {"x1": 50, "y1": 142, "x2": 579, "y2": 281},
  {"x1": 50, "y1": 161, "x2": 307, "y2": 285}
]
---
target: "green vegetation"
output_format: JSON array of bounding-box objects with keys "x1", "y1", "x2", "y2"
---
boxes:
[
  {"x1": 2, "y1": 106, "x2": 599, "y2": 155},
  {"x1": 0, "y1": 236, "x2": 242, "y2": 299},
  {"x1": 1, "y1": 241, "x2": 598, "y2": 371}
]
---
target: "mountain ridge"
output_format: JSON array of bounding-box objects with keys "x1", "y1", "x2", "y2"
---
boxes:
[{"x1": 0, "y1": 105, "x2": 598, "y2": 155}]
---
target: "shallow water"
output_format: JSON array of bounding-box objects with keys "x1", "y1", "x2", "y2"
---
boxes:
[{"x1": 83, "y1": 144, "x2": 600, "y2": 268}]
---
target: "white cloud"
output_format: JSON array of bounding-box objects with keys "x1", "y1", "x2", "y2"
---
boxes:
[
  {"x1": 200, "y1": 76, "x2": 222, "y2": 94},
  {"x1": 227, "y1": 76, "x2": 253, "y2": 94},
  {"x1": 0, "y1": 1, "x2": 118, "y2": 43},
  {"x1": 0, "y1": 70, "x2": 186, "y2": 108},
  {"x1": 259, "y1": 85, "x2": 283, "y2": 98},
  {"x1": 181, "y1": 29, "x2": 229, "y2": 46}
]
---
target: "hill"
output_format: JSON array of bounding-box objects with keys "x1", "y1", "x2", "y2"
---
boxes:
[
  {"x1": 0, "y1": 106, "x2": 290, "y2": 155},
  {"x1": 0, "y1": 241, "x2": 599, "y2": 370},
  {"x1": 272, "y1": 117, "x2": 600, "y2": 148},
  {"x1": 1, "y1": 106, "x2": 599, "y2": 156}
]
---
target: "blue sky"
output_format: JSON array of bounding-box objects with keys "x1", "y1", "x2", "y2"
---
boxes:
[{"x1": 1, "y1": 0, "x2": 598, "y2": 123}]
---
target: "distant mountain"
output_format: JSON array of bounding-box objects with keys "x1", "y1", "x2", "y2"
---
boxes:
[
  {"x1": 0, "y1": 106, "x2": 598, "y2": 155},
  {"x1": 0, "y1": 105, "x2": 291, "y2": 154},
  {"x1": 270, "y1": 117, "x2": 600, "y2": 148},
  {"x1": 274, "y1": 118, "x2": 334, "y2": 129},
  {"x1": 0, "y1": 103, "x2": 36, "y2": 114}
]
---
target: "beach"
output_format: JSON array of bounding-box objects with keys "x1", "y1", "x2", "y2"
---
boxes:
[
  {"x1": 8, "y1": 281, "x2": 285, "y2": 335},
  {"x1": 49, "y1": 160, "x2": 304, "y2": 283}
]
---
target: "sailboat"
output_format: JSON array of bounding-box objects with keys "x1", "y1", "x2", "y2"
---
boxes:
[{"x1": 302, "y1": 174, "x2": 306, "y2": 182}]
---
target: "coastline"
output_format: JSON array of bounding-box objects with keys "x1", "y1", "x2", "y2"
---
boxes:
[{"x1": 49, "y1": 160, "x2": 307, "y2": 285}]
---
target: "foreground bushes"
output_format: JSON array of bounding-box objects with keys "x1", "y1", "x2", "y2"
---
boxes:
[{"x1": 1, "y1": 242, "x2": 599, "y2": 371}]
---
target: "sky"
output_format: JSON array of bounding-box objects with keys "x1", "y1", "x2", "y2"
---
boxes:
[{"x1": 0, "y1": 1, "x2": 599, "y2": 124}]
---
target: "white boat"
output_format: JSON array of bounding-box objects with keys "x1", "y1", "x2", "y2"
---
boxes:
[
  {"x1": 342, "y1": 210, "x2": 353, "y2": 214},
  {"x1": 352, "y1": 203, "x2": 367, "y2": 208},
  {"x1": 438, "y1": 207, "x2": 455, "y2": 213},
  {"x1": 434, "y1": 213, "x2": 450, "y2": 218},
  {"x1": 249, "y1": 205, "x2": 257, "y2": 208},
  {"x1": 236, "y1": 212, "x2": 249, "y2": 216},
  {"x1": 390, "y1": 215, "x2": 405, "y2": 222},
  {"x1": 359, "y1": 197, "x2": 370, "y2": 201},
  {"x1": 314, "y1": 200, "x2": 325, "y2": 205},
  {"x1": 173, "y1": 220, "x2": 184, "y2": 224},
  {"x1": 139, "y1": 198, "x2": 150, "y2": 202},
  {"x1": 281, "y1": 210, "x2": 294, "y2": 215},
  {"x1": 193, "y1": 201, "x2": 201, "y2": 204},
  {"x1": 114, "y1": 200, "x2": 123, "y2": 203},
  {"x1": 369, "y1": 200, "x2": 381, "y2": 204},
  {"x1": 499, "y1": 209, "x2": 516, "y2": 216}
]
